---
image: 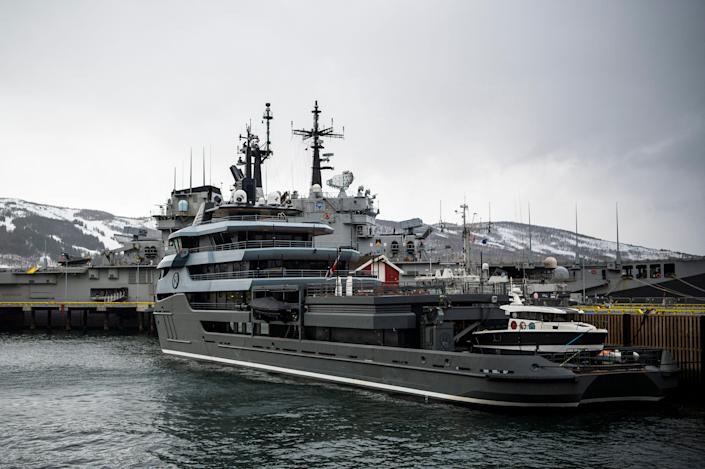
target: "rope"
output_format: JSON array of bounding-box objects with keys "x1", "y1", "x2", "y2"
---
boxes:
[
  {"x1": 627, "y1": 276, "x2": 690, "y2": 297},
  {"x1": 674, "y1": 276, "x2": 705, "y2": 295}
]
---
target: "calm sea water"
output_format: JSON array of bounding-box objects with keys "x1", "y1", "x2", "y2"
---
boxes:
[{"x1": 1, "y1": 333, "x2": 704, "y2": 469}]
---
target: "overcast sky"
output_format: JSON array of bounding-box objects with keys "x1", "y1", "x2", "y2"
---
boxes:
[{"x1": 1, "y1": 0, "x2": 704, "y2": 254}]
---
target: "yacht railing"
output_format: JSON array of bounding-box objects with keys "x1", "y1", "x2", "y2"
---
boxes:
[
  {"x1": 169, "y1": 240, "x2": 356, "y2": 255},
  {"x1": 198, "y1": 213, "x2": 289, "y2": 225},
  {"x1": 190, "y1": 302, "x2": 250, "y2": 311},
  {"x1": 187, "y1": 239, "x2": 314, "y2": 253},
  {"x1": 535, "y1": 347, "x2": 664, "y2": 370},
  {"x1": 189, "y1": 269, "x2": 376, "y2": 281},
  {"x1": 306, "y1": 283, "x2": 439, "y2": 297}
]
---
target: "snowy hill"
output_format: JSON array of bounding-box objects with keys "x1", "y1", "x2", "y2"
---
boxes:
[
  {"x1": 377, "y1": 219, "x2": 699, "y2": 264},
  {"x1": 0, "y1": 198, "x2": 156, "y2": 268},
  {"x1": 1, "y1": 197, "x2": 699, "y2": 268}
]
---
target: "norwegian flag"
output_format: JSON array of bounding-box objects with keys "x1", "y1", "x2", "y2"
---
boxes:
[{"x1": 325, "y1": 251, "x2": 341, "y2": 278}]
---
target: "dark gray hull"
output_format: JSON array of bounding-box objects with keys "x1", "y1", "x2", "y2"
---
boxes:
[{"x1": 155, "y1": 296, "x2": 678, "y2": 409}]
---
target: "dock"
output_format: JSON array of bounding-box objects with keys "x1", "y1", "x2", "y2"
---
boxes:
[
  {"x1": 0, "y1": 301, "x2": 155, "y2": 334},
  {"x1": 580, "y1": 307, "x2": 705, "y2": 390}
]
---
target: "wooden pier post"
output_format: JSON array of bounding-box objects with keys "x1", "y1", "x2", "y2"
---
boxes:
[
  {"x1": 30, "y1": 309, "x2": 36, "y2": 330},
  {"x1": 149, "y1": 312, "x2": 155, "y2": 335},
  {"x1": 116, "y1": 311, "x2": 123, "y2": 332},
  {"x1": 82, "y1": 309, "x2": 88, "y2": 333},
  {"x1": 138, "y1": 310, "x2": 144, "y2": 333},
  {"x1": 103, "y1": 311, "x2": 110, "y2": 331},
  {"x1": 622, "y1": 313, "x2": 632, "y2": 346},
  {"x1": 700, "y1": 316, "x2": 705, "y2": 387},
  {"x1": 65, "y1": 308, "x2": 71, "y2": 332},
  {"x1": 46, "y1": 308, "x2": 52, "y2": 332}
]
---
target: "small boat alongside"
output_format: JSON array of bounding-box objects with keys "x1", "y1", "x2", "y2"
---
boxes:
[{"x1": 472, "y1": 304, "x2": 608, "y2": 354}]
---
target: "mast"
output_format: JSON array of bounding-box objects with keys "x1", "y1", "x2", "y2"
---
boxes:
[
  {"x1": 616, "y1": 202, "x2": 621, "y2": 267},
  {"x1": 293, "y1": 101, "x2": 344, "y2": 188},
  {"x1": 528, "y1": 202, "x2": 532, "y2": 265},
  {"x1": 456, "y1": 202, "x2": 470, "y2": 274},
  {"x1": 202, "y1": 146, "x2": 206, "y2": 186},
  {"x1": 255, "y1": 102, "x2": 274, "y2": 192},
  {"x1": 574, "y1": 204, "x2": 579, "y2": 265},
  {"x1": 189, "y1": 148, "x2": 193, "y2": 193}
]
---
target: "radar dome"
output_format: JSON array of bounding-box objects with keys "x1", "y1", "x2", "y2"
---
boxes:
[
  {"x1": 232, "y1": 190, "x2": 247, "y2": 204},
  {"x1": 482, "y1": 263, "x2": 489, "y2": 271},
  {"x1": 543, "y1": 256, "x2": 558, "y2": 269},
  {"x1": 266, "y1": 191, "x2": 281, "y2": 205},
  {"x1": 553, "y1": 266, "x2": 570, "y2": 281}
]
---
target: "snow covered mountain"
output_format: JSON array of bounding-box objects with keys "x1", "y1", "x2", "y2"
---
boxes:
[
  {"x1": 377, "y1": 219, "x2": 700, "y2": 264},
  {"x1": 1, "y1": 197, "x2": 698, "y2": 269},
  {"x1": 0, "y1": 198, "x2": 156, "y2": 268}
]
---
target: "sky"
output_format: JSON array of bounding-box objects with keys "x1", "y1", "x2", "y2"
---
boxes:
[{"x1": 1, "y1": 0, "x2": 704, "y2": 255}]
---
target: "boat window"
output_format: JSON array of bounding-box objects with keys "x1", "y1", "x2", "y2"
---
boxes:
[
  {"x1": 390, "y1": 241, "x2": 399, "y2": 257},
  {"x1": 664, "y1": 263, "x2": 675, "y2": 278},
  {"x1": 180, "y1": 237, "x2": 199, "y2": 249}
]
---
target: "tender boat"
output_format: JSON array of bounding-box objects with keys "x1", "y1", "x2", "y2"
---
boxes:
[{"x1": 472, "y1": 304, "x2": 608, "y2": 354}]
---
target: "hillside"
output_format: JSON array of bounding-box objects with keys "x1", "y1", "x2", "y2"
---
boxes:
[
  {"x1": 0, "y1": 197, "x2": 699, "y2": 268},
  {"x1": 376, "y1": 219, "x2": 699, "y2": 265},
  {"x1": 0, "y1": 198, "x2": 156, "y2": 268}
]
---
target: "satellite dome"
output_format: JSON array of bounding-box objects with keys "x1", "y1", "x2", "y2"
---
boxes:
[
  {"x1": 266, "y1": 191, "x2": 281, "y2": 205},
  {"x1": 543, "y1": 256, "x2": 558, "y2": 269},
  {"x1": 232, "y1": 190, "x2": 247, "y2": 204},
  {"x1": 482, "y1": 263, "x2": 489, "y2": 271},
  {"x1": 553, "y1": 266, "x2": 570, "y2": 281}
]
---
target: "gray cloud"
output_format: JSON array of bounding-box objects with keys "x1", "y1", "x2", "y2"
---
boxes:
[{"x1": 0, "y1": 0, "x2": 703, "y2": 254}]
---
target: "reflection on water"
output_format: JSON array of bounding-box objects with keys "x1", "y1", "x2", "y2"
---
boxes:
[{"x1": 1, "y1": 333, "x2": 704, "y2": 468}]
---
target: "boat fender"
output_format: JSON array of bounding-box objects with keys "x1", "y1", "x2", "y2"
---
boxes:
[
  {"x1": 519, "y1": 321, "x2": 527, "y2": 330},
  {"x1": 510, "y1": 320, "x2": 518, "y2": 330}
]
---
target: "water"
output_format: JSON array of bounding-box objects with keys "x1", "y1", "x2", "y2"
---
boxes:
[{"x1": 1, "y1": 334, "x2": 704, "y2": 468}]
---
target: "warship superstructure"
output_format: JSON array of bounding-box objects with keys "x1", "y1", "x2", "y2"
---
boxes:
[{"x1": 153, "y1": 102, "x2": 679, "y2": 408}]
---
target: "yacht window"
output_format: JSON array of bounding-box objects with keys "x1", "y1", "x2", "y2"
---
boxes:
[{"x1": 390, "y1": 241, "x2": 399, "y2": 257}]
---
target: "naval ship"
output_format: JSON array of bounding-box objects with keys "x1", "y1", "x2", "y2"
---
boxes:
[{"x1": 153, "y1": 102, "x2": 678, "y2": 408}]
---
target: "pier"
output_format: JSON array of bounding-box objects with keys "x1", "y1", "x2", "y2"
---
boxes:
[
  {"x1": 0, "y1": 301, "x2": 155, "y2": 334},
  {"x1": 580, "y1": 308, "x2": 705, "y2": 390}
]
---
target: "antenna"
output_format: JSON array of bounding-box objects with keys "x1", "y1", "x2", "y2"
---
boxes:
[
  {"x1": 616, "y1": 202, "x2": 621, "y2": 266},
  {"x1": 487, "y1": 201, "x2": 492, "y2": 233},
  {"x1": 292, "y1": 100, "x2": 344, "y2": 188},
  {"x1": 574, "y1": 203, "x2": 579, "y2": 265},
  {"x1": 189, "y1": 147, "x2": 193, "y2": 193},
  {"x1": 202, "y1": 146, "x2": 206, "y2": 186},
  {"x1": 455, "y1": 201, "x2": 470, "y2": 274},
  {"x1": 209, "y1": 144, "x2": 212, "y2": 186},
  {"x1": 173, "y1": 167, "x2": 176, "y2": 192},
  {"x1": 528, "y1": 202, "x2": 532, "y2": 265},
  {"x1": 263, "y1": 102, "x2": 273, "y2": 161}
]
